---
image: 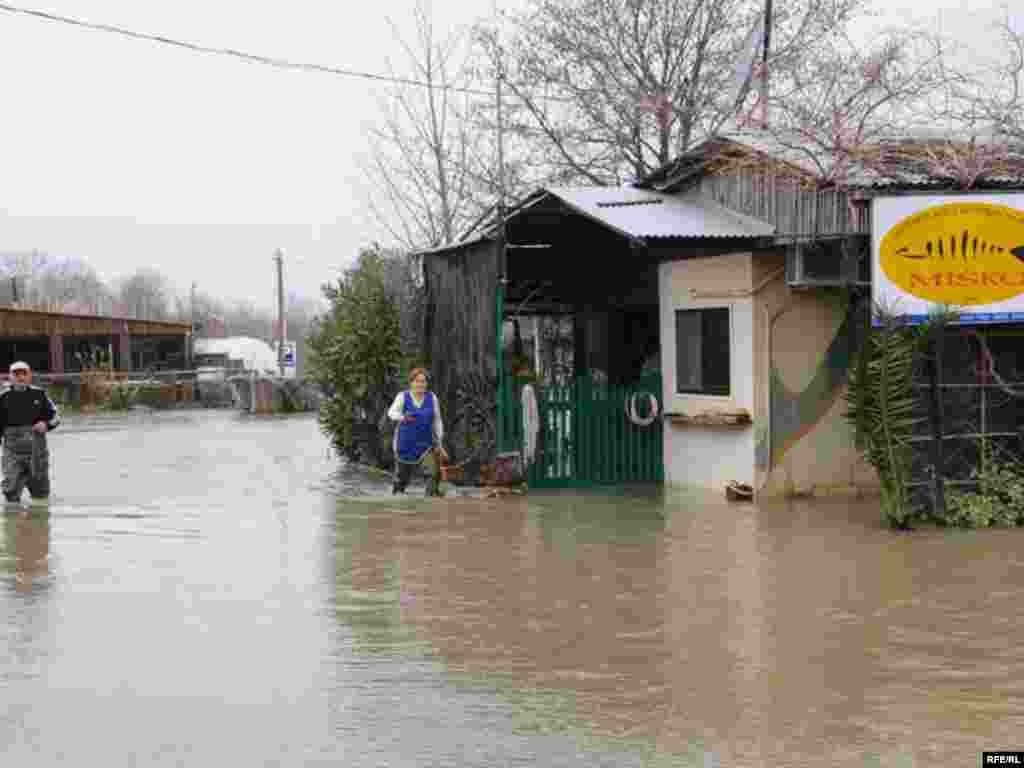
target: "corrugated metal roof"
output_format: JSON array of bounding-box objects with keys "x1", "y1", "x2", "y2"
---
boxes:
[
  {"x1": 545, "y1": 186, "x2": 776, "y2": 239},
  {"x1": 415, "y1": 184, "x2": 776, "y2": 257},
  {"x1": 641, "y1": 132, "x2": 1024, "y2": 192}
]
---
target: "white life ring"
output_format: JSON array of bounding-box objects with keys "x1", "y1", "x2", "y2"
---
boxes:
[
  {"x1": 625, "y1": 392, "x2": 659, "y2": 427},
  {"x1": 521, "y1": 384, "x2": 540, "y2": 465}
]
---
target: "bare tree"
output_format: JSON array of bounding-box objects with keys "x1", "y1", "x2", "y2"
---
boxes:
[
  {"x1": 284, "y1": 292, "x2": 322, "y2": 378},
  {"x1": 0, "y1": 250, "x2": 49, "y2": 304},
  {"x1": 116, "y1": 269, "x2": 173, "y2": 320},
  {"x1": 34, "y1": 256, "x2": 112, "y2": 310},
  {"x1": 379, "y1": 249, "x2": 427, "y2": 367},
  {"x1": 738, "y1": 28, "x2": 952, "y2": 185},
  {"x1": 716, "y1": 22, "x2": 1024, "y2": 195},
  {"x1": 478, "y1": 0, "x2": 871, "y2": 185},
  {"x1": 363, "y1": 0, "x2": 491, "y2": 250},
  {"x1": 0, "y1": 251, "x2": 112, "y2": 310},
  {"x1": 958, "y1": 14, "x2": 1024, "y2": 144}
]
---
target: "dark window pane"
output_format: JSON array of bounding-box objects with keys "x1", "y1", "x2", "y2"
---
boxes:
[
  {"x1": 675, "y1": 310, "x2": 702, "y2": 391},
  {"x1": 675, "y1": 308, "x2": 730, "y2": 396},
  {"x1": 702, "y1": 309, "x2": 730, "y2": 396}
]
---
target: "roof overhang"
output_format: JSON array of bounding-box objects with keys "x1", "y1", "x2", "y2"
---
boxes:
[
  {"x1": 540, "y1": 186, "x2": 775, "y2": 240},
  {"x1": 417, "y1": 183, "x2": 775, "y2": 259}
]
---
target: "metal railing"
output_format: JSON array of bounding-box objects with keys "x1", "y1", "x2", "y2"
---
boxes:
[{"x1": 31, "y1": 368, "x2": 203, "y2": 385}]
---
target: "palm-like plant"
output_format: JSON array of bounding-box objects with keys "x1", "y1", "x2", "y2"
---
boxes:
[{"x1": 844, "y1": 304, "x2": 927, "y2": 527}]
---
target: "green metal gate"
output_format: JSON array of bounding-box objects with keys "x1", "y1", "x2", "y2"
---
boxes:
[{"x1": 499, "y1": 371, "x2": 664, "y2": 488}]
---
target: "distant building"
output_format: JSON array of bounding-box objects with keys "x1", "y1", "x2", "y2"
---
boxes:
[{"x1": 193, "y1": 336, "x2": 279, "y2": 380}]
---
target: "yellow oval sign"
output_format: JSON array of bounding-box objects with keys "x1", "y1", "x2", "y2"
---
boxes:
[{"x1": 880, "y1": 201, "x2": 1024, "y2": 305}]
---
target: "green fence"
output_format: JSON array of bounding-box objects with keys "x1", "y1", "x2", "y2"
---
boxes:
[{"x1": 499, "y1": 372, "x2": 664, "y2": 488}]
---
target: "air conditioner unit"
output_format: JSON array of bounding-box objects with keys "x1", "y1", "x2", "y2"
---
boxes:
[{"x1": 786, "y1": 237, "x2": 871, "y2": 288}]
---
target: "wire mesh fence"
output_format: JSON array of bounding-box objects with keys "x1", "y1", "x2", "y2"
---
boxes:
[{"x1": 905, "y1": 325, "x2": 1024, "y2": 515}]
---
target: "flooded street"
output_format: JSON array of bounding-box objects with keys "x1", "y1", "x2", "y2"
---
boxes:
[{"x1": 3, "y1": 410, "x2": 1024, "y2": 766}]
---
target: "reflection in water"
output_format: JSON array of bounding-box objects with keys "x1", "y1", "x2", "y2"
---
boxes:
[
  {"x1": 330, "y1": 486, "x2": 1024, "y2": 767},
  {"x1": 2, "y1": 411, "x2": 1023, "y2": 767},
  {"x1": 2, "y1": 511, "x2": 51, "y2": 595}
]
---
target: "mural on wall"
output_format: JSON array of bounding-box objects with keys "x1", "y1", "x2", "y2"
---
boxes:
[{"x1": 755, "y1": 296, "x2": 867, "y2": 471}]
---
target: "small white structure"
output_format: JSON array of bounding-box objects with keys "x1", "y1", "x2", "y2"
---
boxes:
[
  {"x1": 193, "y1": 336, "x2": 279, "y2": 381},
  {"x1": 273, "y1": 340, "x2": 297, "y2": 379}
]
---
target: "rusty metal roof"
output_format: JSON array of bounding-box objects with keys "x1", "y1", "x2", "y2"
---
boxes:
[{"x1": 640, "y1": 132, "x2": 1024, "y2": 193}]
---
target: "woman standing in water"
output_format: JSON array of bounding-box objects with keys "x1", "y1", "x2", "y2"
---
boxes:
[{"x1": 387, "y1": 368, "x2": 448, "y2": 495}]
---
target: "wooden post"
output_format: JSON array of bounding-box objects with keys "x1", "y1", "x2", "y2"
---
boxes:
[
  {"x1": 118, "y1": 322, "x2": 131, "y2": 372},
  {"x1": 48, "y1": 334, "x2": 64, "y2": 374},
  {"x1": 275, "y1": 250, "x2": 286, "y2": 378},
  {"x1": 188, "y1": 280, "x2": 196, "y2": 370},
  {"x1": 495, "y1": 69, "x2": 508, "y2": 455},
  {"x1": 927, "y1": 322, "x2": 946, "y2": 517}
]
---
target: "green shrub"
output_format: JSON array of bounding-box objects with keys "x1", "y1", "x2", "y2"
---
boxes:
[
  {"x1": 844, "y1": 302, "x2": 930, "y2": 528},
  {"x1": 943, "y1": 459, "x2": 1024, "y2": 528},
  {"x1": 47, "y1": 382, "x2": 71, "y2": 408},
  {"x1": 307, "y1": 246, "x2": 406, "y2": 459},
  {"x1": 135, "y1": 383, "x2": 165, "y2": 406},
  {"x1": 104, "y1": 382, "x2": 136, "y2": 411}
]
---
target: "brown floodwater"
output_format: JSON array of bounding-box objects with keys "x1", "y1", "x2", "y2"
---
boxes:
[{"x1": 2, "y1": 410, "x2": 1023, "y2": 766}]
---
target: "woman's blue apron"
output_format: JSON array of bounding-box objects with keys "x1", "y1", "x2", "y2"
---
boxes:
[{"x1": 396, "y1": 391, "x2": 435, "y2": 463}]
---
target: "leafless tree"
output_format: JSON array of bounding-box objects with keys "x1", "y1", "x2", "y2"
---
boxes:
[
  {"x1": 284, "y1": 292, "x2": 322, "y2": 377},
  {"x1": 34, "y1": 256, "x2": 112, "y2": 309},
  {"x1": 721, "y1": 21, "x2": 1024, "y2": 194},
  {"x1": 0, "y1": 251, "x2": 112, "y2": 309},
  {"x1": 379, "y1": 249, "x2": 427, "y2": 366},
  {"x1": 955, "y1": 14, "x2": 1024, "y2": 144},
  {"x1": 363, "y1": 0, "x2": 492, "y2": 250},
  {"x1": 0, "y1": 250, "x2": 49, "y2": 304},
  {"x1": 731, "y1": 28, "x2": 953, "y2": 185},
  {"x1": 115, "y1": 268, "x2": 173, "y2": 320},
  {"x1": 477, "y1": 0, "x2": 871, "y2": 185}
]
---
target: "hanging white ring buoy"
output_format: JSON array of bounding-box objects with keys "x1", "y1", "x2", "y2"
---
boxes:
[
  {"x1": 521, "y1": 383, "x2": 540, "y2": 465},
  {"x1": 625, "y1": 392, "x2": 659, "y2": 427}
]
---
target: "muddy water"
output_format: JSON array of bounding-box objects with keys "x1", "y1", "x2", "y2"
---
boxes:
[{"x1": 2, "y1": 410, "x2": 1023, "y2": 766}]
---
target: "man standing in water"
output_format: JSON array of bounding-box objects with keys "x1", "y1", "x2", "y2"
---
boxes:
[{"x1": 0, "y1": 361, "x2": 60, "y2": 505}]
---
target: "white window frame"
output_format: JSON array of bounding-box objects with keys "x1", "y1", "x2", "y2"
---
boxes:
[{"x1": 674, "y1": 304, "x2": 732, "y2": 398}]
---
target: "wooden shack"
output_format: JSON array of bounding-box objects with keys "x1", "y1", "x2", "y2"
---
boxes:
[{"x1": 0, "y1": 305, "x2": 192, "y2": 373}]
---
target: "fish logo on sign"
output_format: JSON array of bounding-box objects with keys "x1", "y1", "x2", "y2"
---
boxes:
[{"x1": 880, "y1": 201, "x2": 1024, "y2": 305}]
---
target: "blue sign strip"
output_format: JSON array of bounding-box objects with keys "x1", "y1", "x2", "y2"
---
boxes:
[{"x1": 873, "y1": 312, "x2": 1024, "y2": 326}]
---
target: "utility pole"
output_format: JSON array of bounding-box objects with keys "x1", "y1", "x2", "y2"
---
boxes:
[
  {"x1": 759, "y1": 0, "x2": 773, "y2": 128},
  {"x1": 274, "y1": 249, "x2": 286, "y2": 377},
  {"x1": 495, "y1": 65, "x2": 508, "y2": 454},
  {"x1": 189, "y1": 281, "x2": 197, "y2": 369}
]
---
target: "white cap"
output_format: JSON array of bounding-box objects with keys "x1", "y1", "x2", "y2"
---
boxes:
[{"x1": 9, "y1": 361, "x2": 30, "y2": 372}]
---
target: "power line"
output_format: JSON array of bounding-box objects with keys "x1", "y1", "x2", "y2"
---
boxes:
[{"x1": 0, "y1": 1, "x2": 498, "y2": 97}]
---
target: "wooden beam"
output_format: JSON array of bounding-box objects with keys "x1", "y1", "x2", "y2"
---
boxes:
[{"x1": 0, "y1": 306, "x2": 191, "y2": 338}]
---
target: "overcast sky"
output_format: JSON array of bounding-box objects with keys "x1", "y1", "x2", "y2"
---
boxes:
[{"x1": 0, "y1": 0, "x2": 1017, "y2": 310}]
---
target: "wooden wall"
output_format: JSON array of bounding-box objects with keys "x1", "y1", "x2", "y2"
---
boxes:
[
  {"x1": 692, "y1": 173, "x2": 870, "y2": 240},
  {"x1": 0, "y1": 306, "x2": 190, "y2": 338}
]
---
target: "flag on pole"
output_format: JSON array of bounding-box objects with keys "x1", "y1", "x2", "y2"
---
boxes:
[
  {"x1": 204, "y1": 316, "x2": 226, "y2": 337},
  {"x1": 728, "y1": 11, "x2": 765, "y2": 113},
  {"x1": 638, "y1": 93, "x2": 674, "y2": 129}
]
